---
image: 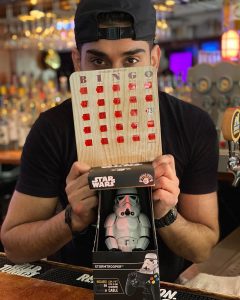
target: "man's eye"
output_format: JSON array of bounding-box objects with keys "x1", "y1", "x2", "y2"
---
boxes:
[
  {"x1": 126, "y1": 57, "x2": 139, "y2": 65},
  {"x1": 90, "y1": 58, "x2": 106, "y2": 66}
]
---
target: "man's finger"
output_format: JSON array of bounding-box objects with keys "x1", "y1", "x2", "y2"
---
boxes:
[
  {"x1": 153, "y1": 155, "x2": 176, "y2": 173},
  {"x1": 66, "y1": 161, "x2": 91, "y2": 184},
  {"x1": 153, "y1": 161, "x2": 176, "y2": 181}
]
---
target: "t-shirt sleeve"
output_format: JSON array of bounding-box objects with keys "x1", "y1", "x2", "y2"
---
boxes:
[
  {"x1": 180, "y1": 111, "x2": 219, "y2": 194},
  {"x1": 16, "y1": 113, "x2": 63, "y2": 197}
]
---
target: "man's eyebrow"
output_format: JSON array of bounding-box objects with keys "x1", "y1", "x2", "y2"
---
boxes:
[
  {"x1": 86, "y1": 48, "x2": 146, "y2": 58},
  {"x1": 86, "y1": 49, "x2": 108, "y2": 58},
  {"x1": 122, "y1": 48, "x2": 146, "y2": 56}
]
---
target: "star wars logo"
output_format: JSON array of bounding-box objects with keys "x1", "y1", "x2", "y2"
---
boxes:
[{"x1": 91, "y1": 176, "x2": 116, "y2": 188}]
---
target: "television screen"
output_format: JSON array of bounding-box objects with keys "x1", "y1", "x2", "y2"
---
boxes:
[
  {"x1": 169, "y1": 52, "x2": 193, "y2": 83},
  {"x1": 200, "y1": 41, "x2": 220, "y2": 51}
]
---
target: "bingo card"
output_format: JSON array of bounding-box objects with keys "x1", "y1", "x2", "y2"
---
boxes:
[{"x1": 70, "y1": 66, "x2": 162, "y2": 167}]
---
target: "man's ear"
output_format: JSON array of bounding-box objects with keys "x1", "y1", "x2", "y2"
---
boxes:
[
  {"x1": 150, "y1": 44, "x2": 161, "y2": 70},
  {"x1": 72, "y1": 47, "x2": 81, "y2": 71}
]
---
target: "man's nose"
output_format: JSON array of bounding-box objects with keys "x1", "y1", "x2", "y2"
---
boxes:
[{"x1": 111, "y1": 62, "x2": 123, "y2": 69}]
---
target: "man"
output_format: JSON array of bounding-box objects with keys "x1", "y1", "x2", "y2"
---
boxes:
[{"x1": 1, "y1": 0, "x2": 219, "y2": 282}]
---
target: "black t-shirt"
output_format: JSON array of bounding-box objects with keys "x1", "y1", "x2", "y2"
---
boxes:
[{"x1": 16, "y1": 91, "x2": 219, "y2": 282}]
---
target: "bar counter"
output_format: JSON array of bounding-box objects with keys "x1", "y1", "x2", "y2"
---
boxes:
[
  {"x1": 0, "y1": 150, "x2": 21, "y2": 165},
  {"x1": 0, "y1": 253, "x2": 238, "y2": 300},
  {"x1": 0, "y1": 149, "x2": 234, "y2": 176},
  {"x1": 0, "y1": 271, "x2": 92, "y2": 300}
]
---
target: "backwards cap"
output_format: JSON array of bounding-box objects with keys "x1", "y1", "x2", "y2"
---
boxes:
[{"x1": 74, "y1": 0, "x2": 156, "y2": 44}]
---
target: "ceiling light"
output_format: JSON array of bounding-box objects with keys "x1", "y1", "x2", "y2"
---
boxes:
[
  {"x1": 30, "y1": 9, "x2": 45, "y2": 19},
  {"x1": 18, "y1": 14, "x2": 35, "y2": 22},
  {"x1": 221, "y1": 29, "x2": 240, "y2": 61},
  {"x1": 30, "y1": 0, "x2": 38, "y2": 5},
  {"x1": 165, "y1": 0, "x2": 175, "y2": 6}
]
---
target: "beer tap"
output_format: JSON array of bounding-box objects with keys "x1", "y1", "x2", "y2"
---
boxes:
[{"x1": 221, "y1": 107, "x2": 240, "y2": 187}]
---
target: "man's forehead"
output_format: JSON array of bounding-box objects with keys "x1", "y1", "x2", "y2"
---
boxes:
[{"x1": 81, "y1": 39, "x2": 149, "y2": 53}]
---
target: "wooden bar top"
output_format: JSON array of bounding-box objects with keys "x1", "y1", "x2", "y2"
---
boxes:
[
  {"x1": 0, "y1": 271, "x2": 238, "y2": 300},
  {"x1": 0, "y1": 272, "x2": 93, "y2": 300},
  {"x1": 0, "y1": 252, "x2": 238, "y2": 300}
]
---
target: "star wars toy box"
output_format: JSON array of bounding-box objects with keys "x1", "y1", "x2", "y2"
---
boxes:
[
  {"x1": 92, "y1": 186, "x2": 161, "y2": 300},
  {"x1": 70, "y1": 66, "x2": 162, "y2": 300}
]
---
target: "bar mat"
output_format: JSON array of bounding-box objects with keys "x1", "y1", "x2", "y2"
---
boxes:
[
  {"x1": 38, "y1": 267, "x2": 92, "y2": 290},
  {"x1": 0, "y1": 256, "x2": 52, "y2": 278},
  {"x1": 163, "y1": 289, "x2": 222, "y2": 300},
  {"x1": 0, "y1": 255, "x2": 226, "y2": 299}
]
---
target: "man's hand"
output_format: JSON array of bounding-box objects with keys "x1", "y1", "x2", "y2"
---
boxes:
[
  {"x1": 65, "y1": 161, "x2": 98, "y2": 231},
  {"x1": 152, "y1": 155, "x2": 180, "y2": 219}
]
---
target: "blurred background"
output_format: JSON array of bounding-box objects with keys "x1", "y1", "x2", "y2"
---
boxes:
[{"x1": 0, "y1": 0, "x2": 239, "y2": 250}]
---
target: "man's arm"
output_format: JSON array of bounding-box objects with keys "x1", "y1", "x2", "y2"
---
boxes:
[
  {"x1": 0, "y1": 191, "x2": 72, "y2": 263},
  {"x1": 1, "y1": 162, "x2": 98, "y2": 264},
  {"x1": 152, "y1": 155, "x2": 219, "y2": 263},
  {"x1": 157, "y1": 192, "x2": 219, "y2": 263}
]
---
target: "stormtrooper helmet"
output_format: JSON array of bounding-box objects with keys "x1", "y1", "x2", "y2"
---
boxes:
[
  {"x1": 139, "y1": 253, "x2": 159, "y2": 274},
  {"x1": 113, "y1": 187, "x2": 141, "y2": 218}
]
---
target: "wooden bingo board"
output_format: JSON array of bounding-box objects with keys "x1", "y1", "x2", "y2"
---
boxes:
[{"x1": 70, "y1": 66, "x2": 162, "y2": 167}]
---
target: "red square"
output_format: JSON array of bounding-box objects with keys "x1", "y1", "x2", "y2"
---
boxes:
[
  {"x1": 116, "y1": 124, "x2": 123, "y2": 130},
  {"x1": 117, "y1": 136, "x2": 124, "y2": 143},
  {"x1": 144, "y1": 82, "x2": 152, "y2": 89},
  {"x1": 147, "y1": 120, "x2": 155, "y2": 128},
  {"x1": 115, "y1": 111, "x2": 122, "y2": 118},
  {"x1": 83, "y1": 126, "x2": 91, "y2": 134},
  {"x1": 101, "y1": 138, "x2": 109, "y2": 145},
  {"x1": 131, "y1": 122, "x2": 138, "y2": 129},
  {"x1": 99, "y1": 112, "x2": 106, "y2": 119},
  {"x1": 81, "y1": 100, "x2": 88, "y2": 108},
  {"x1": 128, "y1": 83, "x2": 136, "y2": 90},
  {"x1": 100, "y1": 125, "x2": 107, "y2": 132},
  {"x1": 96, "y1": 86, "x2": 104, "y2": 93},
  {"x1": 148, "y1": 133, "x2": 156, "y2": 140},
  {"x1": 113, "y1": 84, "x2": 120, "y2": 92},
  {"x1": 132, "y1": 135, "x2": 140, "y2": 141},
  {"x1": 129, "y1": 96, "x2": 137, "y2": 103},
  {"x1": 82, "y1": 113, "x2": 90, "y2": 121},
  {"x1": 85, "y1": 139, "x2": 93, "y2": 146},
  {"x1": 80, "y1": 87, "x2": 88, "y2": 94},
  {"x1": 97, "y1": 99, "x2": 105, "y2": 106},
  {"x1": 130, "y1": 109, "x2": 138, "y2": 116},
  {"x1": 113, "y1": 98, "x2": 121, "y2": 105},
  {"x1": 146, "y1": 94, "x2": 153, "y2": 102}
]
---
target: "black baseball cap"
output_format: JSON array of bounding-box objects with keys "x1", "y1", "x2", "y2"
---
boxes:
[{"x1": 74, "y1": 0, "x2": 156, "y2": 44}]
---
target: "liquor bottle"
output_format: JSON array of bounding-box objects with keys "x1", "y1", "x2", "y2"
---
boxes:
[
  {"x1": 7, "y1": 104, "x2": 19, "y2": 150},
  {"x1": 8, "y1": 74, "x2": 20, "y2": 150},
  {"x1": 223, "y1": 0, "x2": 240, "y2": 32},
  {"x1": 17, "y1": 103, "x2": 31, "y2": 149},
  {"x1": 0, "y1": 86, "x2": 10, "y2": 151},
  {"x1": 58, "y1": 75, "x2": 70, "y2": 102}
]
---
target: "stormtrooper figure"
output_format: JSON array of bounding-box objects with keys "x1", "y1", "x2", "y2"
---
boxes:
[
  {"x1": 104, "y1": 187, "x2": 151, "y2": 252},
  {"x1": 125, "y1": 253, "x2": 160, "y2": 300}
]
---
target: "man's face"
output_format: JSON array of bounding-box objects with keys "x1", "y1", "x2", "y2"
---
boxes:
[{"x1": 72, "y1": 38, "x2": 160, "y2": 71}]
